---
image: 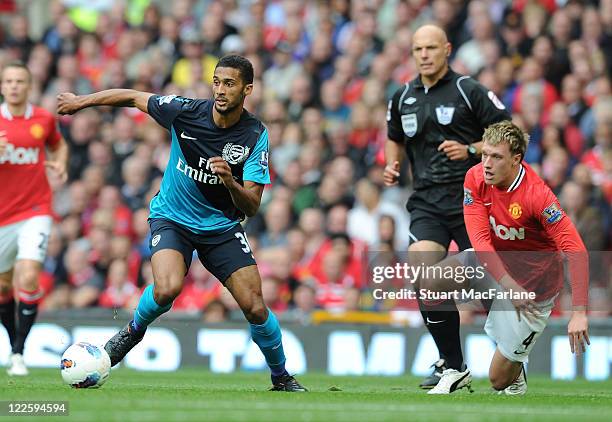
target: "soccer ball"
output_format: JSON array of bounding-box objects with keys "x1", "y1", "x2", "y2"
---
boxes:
[{"x1": 60, "y1": 342, "x2": 111, "y2": 388}]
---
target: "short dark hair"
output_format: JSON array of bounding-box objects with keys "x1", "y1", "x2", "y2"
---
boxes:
[
  {"x1": 1, "y1": 60, "x2": 31, "y2": 83},
  {"x1": 215, "y1": 55, "x2": 253, "y2": 85}
]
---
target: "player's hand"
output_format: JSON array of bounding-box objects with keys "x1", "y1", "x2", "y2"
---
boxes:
[
  {"x1": 45, "y1": 160, "x2": 68, "y2": 183},
  {"x1": 57, "y1": 92, "x2": 80, "y2": 115},
  {"x1": 208, "y1": 156, "x2": 234, "y2": 188},
  {"x1": 500, "y1": 277, "x2": 538, "y2": 323},
  {"x1": 383, "y1": 161, "x2": 400, "y2": 186},
  {"x1": 568, "y1": 310, "x2": 590, "y2": 355},
  {"x1": 511, "y1": 295, "x2": 539, "y2": 323},
  {"x1": 0, "y1": 131, "x2": 7, "y2": 156},
  {"x1": 438, "y1": 140, "x2": 468, "y2": 161}
]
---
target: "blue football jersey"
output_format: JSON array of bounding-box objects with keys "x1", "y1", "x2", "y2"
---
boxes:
[{"x1": 147, "y1": 94, "x2": 270, "y2": 234}]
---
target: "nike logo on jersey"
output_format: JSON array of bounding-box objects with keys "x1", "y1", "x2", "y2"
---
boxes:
[
  {"x1": 21, "y1": 308, "x2": 37, "y2": 316},
  {"x1": 513, "y1": 350, "x2": 526, "y2": 355},
  {"x1": 180, "y1": 131, "x2": 197, "y2": 140},
  {"x1": 404, "y1": 97, "x2": 417, "y2": 105},
  {"x1": 484, "y1": 203, "x2": 492, "y2": 206},
  {"x1": 426, "y1": 318, "x2": 446, "y2": 324}
]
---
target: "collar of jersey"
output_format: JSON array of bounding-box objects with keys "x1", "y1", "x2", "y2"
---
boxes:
[
  {"x1": 506, "y1": 164, "x2": 525, "y2": 192},
  {"x1": 413, "y1": 69, "x2": 455, "y2": 89},
  {"x1": 1, "y1": 102, "x2": 33, "y2": 120}
]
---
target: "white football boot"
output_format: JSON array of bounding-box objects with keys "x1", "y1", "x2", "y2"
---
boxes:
[
  {"x1": 7, "y1": 353, "x2": 29, "y2": 376},
  {"x1": 498, "y1": 365, "x2": 527, "y2": 396},
  {"x1": 427, "y1": 367, "x2": 473, "y2": 394}
]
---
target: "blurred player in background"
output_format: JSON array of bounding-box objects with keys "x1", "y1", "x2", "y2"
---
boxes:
[
  {"x1": 422, "y1": 120, "x2": 589, "y2": 394},
  {"x1": 384, "y1": 24, "x2": 511, "y2": 389},
  {"x1": 0, "y1": 61, "x2": 68, "y2": 376},
  {"x1": 57, "y1": 55, "x2": 307, "y2": 392}
]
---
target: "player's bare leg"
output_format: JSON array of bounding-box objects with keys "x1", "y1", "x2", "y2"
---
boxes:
[
  {"x1": 226, "y1": 265, "x2": 307, "y2": 392},
  {"x1": 489, "y1": 349, "x2": 526, "y2": 395},
  {"x1": 225, "y1": 265, "x2": 267, "y2": 324},
  {"x1": 104, "y1": 249, "x2": 185, "y2": 366},
  {"x1": 9, "y1": 260, "x2": 44, "y2": 376}
]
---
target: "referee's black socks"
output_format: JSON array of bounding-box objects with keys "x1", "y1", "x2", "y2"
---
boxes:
[{"x1": 420, "y1": 298, "x2": 464, "y2": 371}]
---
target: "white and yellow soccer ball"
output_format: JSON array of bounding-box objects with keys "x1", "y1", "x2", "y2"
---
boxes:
[{"x1": 60, "y1": 342, "x2": 111, "y2": 388}]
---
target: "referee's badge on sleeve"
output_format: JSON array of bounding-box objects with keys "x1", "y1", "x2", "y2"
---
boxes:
[
  {"x1": 435, "y1": 106, "x2": 455, "y2": 125},
  {"x1": 401, "y1": 114, "x2": 417, "y2": 137}
]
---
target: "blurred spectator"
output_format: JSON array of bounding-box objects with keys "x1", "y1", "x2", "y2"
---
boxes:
[
  {"x1": 202, "y1": 300, "x2": 229, "y2": 323},
  {"x1": 259, "y1": 199, "x2": 292, "y2": 248},
  {"x1": 173, "y1": 261, "x2": 221, "y2": 313},
  {"x1": 286, "y1": 282, "x2": 317, "y2": 323},
  {"x1": 261, "y1": 275, "x2": 289, "y2": 314},
  {"x1": 263, "y1": 41, "x2": 303, "y2": 102},
  {"x1": 120, "y1": 156, "x2": 151, "y2": 211},
  {"x1": 347, "y1": 178, "x2": 411, "y2": 250},
  {"x1": 171, "y1": 28, "x2": 217, "y2": 88},
  {"x1": 560, "y1": 181, "x2": 606, "y2": 251},
  {"x1": 44, "y1": 241, "x2": 104, "y2": 309},
  {"x1": 98, "y1": 259, "x2": 138, "y2": 309}
]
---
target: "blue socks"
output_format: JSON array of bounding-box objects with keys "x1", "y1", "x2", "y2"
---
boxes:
[
  {"x1": 250, "y1": 309, "x2": 287, "y2": 377},
  {"x1": 132, "y1": 285, "x2": 172, "y2": 332}
]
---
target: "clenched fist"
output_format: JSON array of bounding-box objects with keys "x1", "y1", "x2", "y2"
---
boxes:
[{"x1": 57, "y1": 92, "x2": 80, "y2": 115}]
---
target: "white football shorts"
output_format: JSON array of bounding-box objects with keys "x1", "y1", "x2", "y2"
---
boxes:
[
  {"x1": 455, "y1": 248, "x2": 555, "y2": 363},
  {"x1": 0, "y1": 215, "x2": 53, "y2": 273}
]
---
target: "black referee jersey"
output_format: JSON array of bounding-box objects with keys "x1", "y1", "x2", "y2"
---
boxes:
[{"x1": 386, "y1": 69, "x2": 511, "y2": 214}]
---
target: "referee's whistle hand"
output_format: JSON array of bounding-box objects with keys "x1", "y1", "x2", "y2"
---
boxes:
[
  {"x1": 383, "y1": 161, "x2": 401, "y2": 186},
  {"x1": 57, "y1": 92, "x2": 79, "y2": 115},
  {"x1": 438, "y1": 140, "x2": 468, "y2": 161}
]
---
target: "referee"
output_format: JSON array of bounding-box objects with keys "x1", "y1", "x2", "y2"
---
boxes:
[{"x1": 384, "y1": 25, "x2": 510, "y2": 390}]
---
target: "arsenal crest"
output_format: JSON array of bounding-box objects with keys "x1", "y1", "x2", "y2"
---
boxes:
[{"x1": 222, "y1": 143, "x2": 250, "y2": 165}]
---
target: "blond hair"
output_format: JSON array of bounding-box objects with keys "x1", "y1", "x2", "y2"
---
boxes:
[{"x1": 483, "y1": 121, "x2": 529, "y2": 160}]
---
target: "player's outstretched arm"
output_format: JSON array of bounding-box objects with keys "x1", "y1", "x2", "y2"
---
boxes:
[{"x1": 57, "y1": 89, "x2": 154, "y2": 115}]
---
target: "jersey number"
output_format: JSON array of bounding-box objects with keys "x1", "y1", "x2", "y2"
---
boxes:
[
  {"x1": 38, "y1": 232, "x2": 49, "y2": 251},
  {"x1": 235, "y1": 232, "x2": 252, "y2": 254},
  {"x1": 522, "y1": 331, "x2": 537, "y2": 349}
]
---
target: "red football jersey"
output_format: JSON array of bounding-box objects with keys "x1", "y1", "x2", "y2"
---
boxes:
[
  {"x1": 0, "y1": 103, "x2": 61, "y2": 226},
  {"x1": 463, "y1": 163, "x2": 588, "y2": 305}
]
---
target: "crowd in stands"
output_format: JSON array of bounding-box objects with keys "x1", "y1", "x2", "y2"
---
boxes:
[{"x1": 0, "y1": 0, "x2": 610, "y2": 322}]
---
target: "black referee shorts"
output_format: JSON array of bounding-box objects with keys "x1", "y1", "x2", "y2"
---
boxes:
[
  {"x1": 409, "y1": 208, "x2": 472, "y2": 251},
  {"x1": 148, "y1": 218, "x2": 256, "y2": 283}
]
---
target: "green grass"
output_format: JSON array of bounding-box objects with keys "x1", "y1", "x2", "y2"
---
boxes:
[{"x1": 1, "y1": 368, "x2": 611, "y2": 422}]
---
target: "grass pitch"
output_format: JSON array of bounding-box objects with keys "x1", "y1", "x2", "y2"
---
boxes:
[{"x1": 1, "y1": 368, "x2": 610, "y2": 422}]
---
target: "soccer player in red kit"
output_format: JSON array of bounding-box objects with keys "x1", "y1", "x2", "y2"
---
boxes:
[
  {"x1": 0, "y1": 61, "x2": 68, "y2": 376},
  {"x1": 423, "y1": 120, "x2": 589, "y2": 395}
]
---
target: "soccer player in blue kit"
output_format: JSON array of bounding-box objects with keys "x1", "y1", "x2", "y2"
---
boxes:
[{"x1": 57, "y1": 55, "x2": 307, "y2": 392}]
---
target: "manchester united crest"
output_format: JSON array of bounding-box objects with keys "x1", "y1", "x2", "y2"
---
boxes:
[
  {"x1": 30, "y1": 123, "x2": 44, "y2": 140},
  {"x1": 508, "y1": 202, "x2": 522, "y2": 219}
]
